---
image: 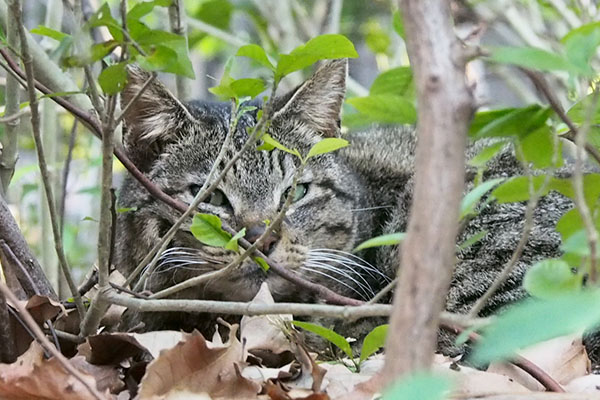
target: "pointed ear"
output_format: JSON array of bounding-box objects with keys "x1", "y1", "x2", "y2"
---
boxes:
[
  {"x1": 121, "y1": 66, "x2": 195, "y2": 170},
  {"x1": 273, "y1": 59, "x2": 347, "y2": 137}
]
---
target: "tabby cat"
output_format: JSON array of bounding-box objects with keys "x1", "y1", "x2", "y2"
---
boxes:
[{"x1": 115, "y1": 59, "x2": 573, "y2": 357}]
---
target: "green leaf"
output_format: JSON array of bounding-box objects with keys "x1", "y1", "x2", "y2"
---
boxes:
[
  {"x1": 135, "y1": 31, "x2": 195, "y2": 78},
  {"x1": 354, "y1": 233, "x2": 405, "y2": 252},
  {"x1": 31, "y1": 25, "x2": 69, "y2": 41},
  {"x1": 98, "y1": 62, "x2": 127, "y2": 94},
  {"x1": 225, "y1": 228, "x2": 246, "y2": 252},
  {"x1": 82, "y1": 216, "x2": 98, "y2": 223},
  {"x1": 275, "y1": 34, "x2": 358, "y2": 81},
  {"x1": 516, "y1": 125, "x2": 562, "y2": 168},
  {"x1": 230, "y1": 78, "x2": 266, "y2": 98},
  {"x1": 562, "y1": 22, "x2": 600, "y2": 75},
  {"x1": 391, "y1": 10, "x2": 405, "y2": 39},
  {"x1": 190, "y1": 213, "x2": 232, "y2": 248},
  {"x1": 360, "y1": 324, "x2": 388, "y2": 363},
  {"x1": 561, "y1": 229, "x2": 595, "y2": 257},
  {"x1": 292, "y1": 321, "x2": 353, "y2": 359},
  {"x1": 523, "y1": 259, "x2": 582, "y2": 299},
  {"x1": 306, "y1": 138, "x2": 349, "y2": 159},
  {"x1": 471, "y1": 290, "x2": 600, "y2": 365},
  {"x1": 127, "y1": 0, "x2": 171, "y2": 21},
  {"x1": 460, "y1": 178, "x2": 504, "y2": 219},
  {"x1": 369, "y1": 67, "x2": 413, "y2": 97},
  {"x1": 458, "y1": 230, "x2": 488, "y2": 251},
  {"x1": 491, "y1": 175, "x2": 550, "y2": 203},
  {"x1": 469, "y1": 105, "x2": 552, "y2": 139},
  {"x1": 116, "y1": 206, "x2": 137, "y2": 213},
  {"x1": 256, "y1": 134, "x2": 301, "y2": 158},
  {"x1": 566, "y1": 93, "x2": 600, "y2": 125},
  {"x1": 236, "y1": 44, "x2": 274, "y2": 71},
  {"x1": 383, "y1": 372, "x2": 453, "y2": 400},
  {"x1": 488, "y1": 46, "x2": 586, "y2": 75},
  {"x1": 253, "y1": 256, "x2": 270, "y2": 272},
  {"x1": 468, "y1": 141, "x2": 507, "y2": 168},
  {"x1": 347, "y1": 95, "x2": 417, "y2": 124},
  {"x1": 87, "y1": 3, "x2": 123, "y2": 42},
  {"x1": 191, "y1": 0, "x2": 233, "y2": 30}
]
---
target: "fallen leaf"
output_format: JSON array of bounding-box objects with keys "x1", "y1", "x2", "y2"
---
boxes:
[
  {"x1": 488, "y1": 335, "x2": 589, "y2": 391},
  {"x1": 241, "y1": 283, "x2": 294, "y2": 367},
  {"x1": 565, "y1": 374, "x2": 600, "y2": 393},
  {"x1": 138, "y1": 328, "x2": 261, "y2": 399},
  {"x1": 0, "y1": 341, "x2": 111, "y2": 400}
]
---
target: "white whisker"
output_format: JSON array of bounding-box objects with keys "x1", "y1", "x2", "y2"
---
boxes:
[{"x1": 300, "y1": 266, "x2": 367, "y2": 300}]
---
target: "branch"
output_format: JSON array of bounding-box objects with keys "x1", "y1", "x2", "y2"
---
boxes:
[
  {"x1": 7, "y1": 0, "x2": 85, "y2": 318},
  {"x1": 167, "y1": 0, "x2": 191, "y2": 100},
  {"x1": 0, "y1": 290, "x2": 16, "y2": 363},
  {"x1": 0, "y1": 3, "x2": 21, "y2": 196},
  {"x1": 380, "y1": 0, "x2": 474, "y2": 385},
  {"x1": 0, "y1": 281, "x2": 105, "y2": 400}
]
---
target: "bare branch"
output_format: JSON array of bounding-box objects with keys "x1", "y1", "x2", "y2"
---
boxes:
[
  {"x1": 167, "y1": 0, "x2": 191, "y2": 100},
  {"x1": 380, "y1": 0, "x2": 474, "y2": 384}
]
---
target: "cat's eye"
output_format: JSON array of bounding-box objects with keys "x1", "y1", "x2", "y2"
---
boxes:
[
  {"x1": 189, "y1": 185, "x2": 230, "y2": 207},
  {"x1": 284, "y1": 184, "x2": 308, "y2": 203},
  {"x1": 207, "y1": 189, "x2": 229, "y2": 207}
]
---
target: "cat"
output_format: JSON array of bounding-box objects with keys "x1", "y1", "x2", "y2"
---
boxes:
[{"x1": 114, "y1": 59, "x2": 575, "y2": 359}]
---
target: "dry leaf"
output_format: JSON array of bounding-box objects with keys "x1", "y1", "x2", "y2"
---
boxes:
[
  {"x1": 488, "y1": 335, "x2": 589, "y2": 391},
  {"x1": 241, "y1": 283, "x2": 294, "y2": 367},
  {"x1": 565, "y1": 374, "x2": 600, "y2": 393},
  {"x1": 138, "y1": 329, "x2": 261, "y2": 399},
  {"x1": 131, "y1": 330, "x2": 185, "y2": 359},
  {"x1": 434, "y1": 363, "x2": 531, "y2": 397},
  {"x1": 0, "y1": 341, "x2": 111, "y2": 400}
]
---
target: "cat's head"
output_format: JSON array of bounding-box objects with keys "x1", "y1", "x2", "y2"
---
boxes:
[{"x1": 118, "y1": 60, "x2": 383, "y2": 302}]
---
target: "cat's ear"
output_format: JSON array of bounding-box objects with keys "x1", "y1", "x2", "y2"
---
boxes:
[
  {"x1": 273, "y1": 59, "x2": 347, "y2": 138},
  {"x1": 121, "y1": 66, "x2": 195, "y2": 170}
]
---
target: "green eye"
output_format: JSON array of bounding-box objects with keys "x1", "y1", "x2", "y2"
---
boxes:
[{"x1": 284, "y1": 184, "x2": 308, "y2": 203}]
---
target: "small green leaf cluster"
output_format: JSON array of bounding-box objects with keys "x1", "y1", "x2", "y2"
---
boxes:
[
  {"x1": 32, "y1": 0, "x2": 195, "y2": 95},
  {"x1": 209, "y1": 34, "x2": 358, "y2": 102},
  {"x1": 291, "y1": 321, "x2": 389, "y2": 370}
]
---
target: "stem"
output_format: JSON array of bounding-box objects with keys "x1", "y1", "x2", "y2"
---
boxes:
[
  {"x1": 167, "y1": 0, "x2": 191, "y2": 100},
  {"x1": 7, "y1": 0, "x2": 85, "y2": 317},
  {"x1": 0, "y1": 5, "x2": 20, "y2": 196}
]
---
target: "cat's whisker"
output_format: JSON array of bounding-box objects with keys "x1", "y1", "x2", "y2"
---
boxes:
[
  {"x1": 300, "y1": 266, "x2": 367, "y2": 300},
  {"x1": 306, "y1": 256, "x2": 376, "y2": 294},
  {"x1": 308, "y1": 249, "x2": 391, "y2": 282},
  {"x1": 303, "y1": 261, "x2": 374, "y2": 299}
]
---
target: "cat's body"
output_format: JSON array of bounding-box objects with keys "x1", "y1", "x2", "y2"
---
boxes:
[{"x1": 115, "y1": 60, "x2": 573, "y2": 357}]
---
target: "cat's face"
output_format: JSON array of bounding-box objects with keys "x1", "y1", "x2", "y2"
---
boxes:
[{"x1": 118, "y1": 60, "x2": 382, "y2": 303}]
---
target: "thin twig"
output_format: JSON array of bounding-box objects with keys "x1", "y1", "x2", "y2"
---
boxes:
[
  {"x1": 522, "y1": 68, "x2": 600, "y2": 284},
  {"x1": 0, "y1": 281, "x2": 105, "y2": 400},
  {"x1": 167, "y1": 0, "x2": 191, "y2": 99},
  {"x1": 572, "y1": 90, "x2": 600, "y2": 283},
  {"x1": 59, "y1": 119, "x2": 78, "y2": 232},
  {"x1": 8, "y1": 0, "x2": 85, "y2": 318},
  {"x1": 0, "y1": 7, "x2": 21, "y2": 196},
  {"x1": 469, "y1": 148, "x2": 554, "y2": 317},
  {"x1": 0, "y1": 107, "x2": 29, "y2": 123},
  {"x1": 367, "y1": 277, "x2": 397, "y2": 305},
  {"x1": 114, "y1": 72, "x2": 156, "y2": 126}
]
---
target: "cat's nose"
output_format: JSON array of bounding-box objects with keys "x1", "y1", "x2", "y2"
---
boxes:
[{"x1": 244, "y1": 223, "x2": 279, "y2": 256}]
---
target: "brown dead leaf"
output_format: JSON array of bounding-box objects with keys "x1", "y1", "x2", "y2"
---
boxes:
[
  {"x1": 488, "y1": 335, "x2": 589, "y2": 391},
  {"x1": 78, "y1": 332, "x2": 153, "y2": 365},
  {"x1": 241, "y1": 283, "x2": 294, "y2": 367},
  {"x1": 138, "y1": 328, "x2": 261, "y2": 399},
  {"x1": 25, "y1": 294, "x2": 65, "y2": 324},
  {"x1": 0, "y1": 341, "x2": 112, "y2": 400}
]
